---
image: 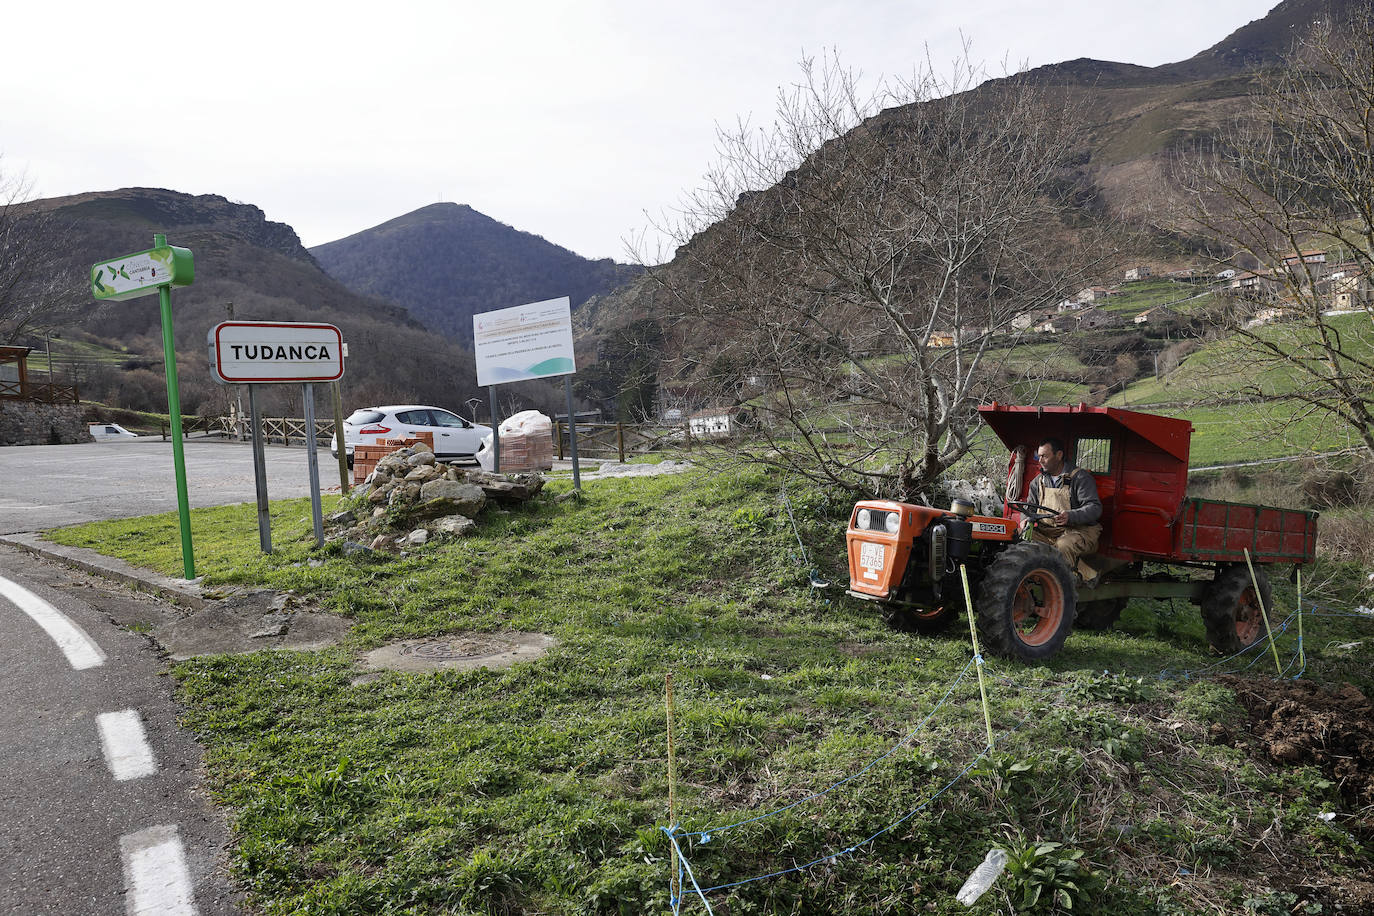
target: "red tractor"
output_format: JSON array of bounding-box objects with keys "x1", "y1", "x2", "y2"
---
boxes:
[{"x1": 845, "y1": 404, "x2": 1318, "y2": 661}]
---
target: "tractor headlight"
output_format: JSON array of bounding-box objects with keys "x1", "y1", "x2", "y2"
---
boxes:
[
  {"x1": 885, "y1": 511, "x2": 901, "y2": 534},
  {"x1": 857, "y1": 508, "x2": 871, "y2": 529}
]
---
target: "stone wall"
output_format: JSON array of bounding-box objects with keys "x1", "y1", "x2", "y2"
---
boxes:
[{"x1": 0, "y1": 401, "x2": 90, "y2": 446}]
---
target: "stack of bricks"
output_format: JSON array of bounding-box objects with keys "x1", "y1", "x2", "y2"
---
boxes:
[
  {"x1": 496, "y1": 423, "x2": 554, "y2": 472},
  {"x1": 353, "y1": 433, "x2": 435, "y2": 483}
]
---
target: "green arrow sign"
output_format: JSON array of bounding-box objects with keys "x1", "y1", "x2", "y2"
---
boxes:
[{"x1": 91, "y1": 244, "x2": 194, "y2": 300}]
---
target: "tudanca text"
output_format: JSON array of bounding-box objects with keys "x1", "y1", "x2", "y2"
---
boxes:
[{"x1": 229, "y1": 344, "x2": 332, "y2": 360}]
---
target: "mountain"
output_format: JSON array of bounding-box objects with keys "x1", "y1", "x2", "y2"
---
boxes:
[
  {"x1": 309, "y1": 203, "x2": 642, "y2": 344},
  {"x1": 574, "y1": 0, "x2": 1361, "y2": 385},
  {"x1": 19, "y1": 188, "x2": 564, "y2": 417}
]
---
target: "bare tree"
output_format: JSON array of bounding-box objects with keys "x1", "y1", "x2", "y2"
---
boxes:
[
  {"x1": 639, "y1": 51, "x2": 1119, "y2": 499},
  {"x1": 1179, "y1": 12, "x2": 1374, "y2": 459},
  {"x1": 0, "y1": 168, "x2": 81, "y2": 343}
]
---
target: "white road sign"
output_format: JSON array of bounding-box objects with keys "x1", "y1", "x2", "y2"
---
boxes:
[
  {"x1": 208, "y1": 321, "x2": 344, "y2": 384},
  {"x1": 473, "y1": 297, "x2": 576, "y2": 387}
]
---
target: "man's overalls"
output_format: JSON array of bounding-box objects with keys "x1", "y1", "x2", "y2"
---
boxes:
[{"x1": 1030, "y1": 467, "x2": 1102, "y2": 581}]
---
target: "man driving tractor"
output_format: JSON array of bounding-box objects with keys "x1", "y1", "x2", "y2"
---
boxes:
[{"x1": 1020, "y1": 437, "x2": 1103, "y2": 584}]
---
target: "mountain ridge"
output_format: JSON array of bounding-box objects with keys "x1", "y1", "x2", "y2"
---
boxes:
[{"x1": 310, "y1": 202, "x2": 642, "y2": 344}]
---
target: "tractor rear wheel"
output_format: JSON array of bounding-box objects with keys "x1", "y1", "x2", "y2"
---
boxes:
[
  {"x1": 1201, "y1": 564, "x2": 1272, "y2": 655},
  {"x1": 1075, "y1": 597, "x2": 1127, "y2": 631},
  {"x1": 884, "y1": 604, "x2": 957, "y2": 635},
  {"x1": 976, "y1": 542, "x2": 1076, "y2": 661}
]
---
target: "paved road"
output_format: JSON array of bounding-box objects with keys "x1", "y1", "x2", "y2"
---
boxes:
[
  {"x1": 0, "y1": 545, "x2": 240, "y2": 914},
  {"x1": 0, "y1": 438, "x2": 344, "y2": 534}
]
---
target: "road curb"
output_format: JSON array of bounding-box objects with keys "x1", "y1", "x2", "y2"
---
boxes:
[{"x1": 0, "y1": 533, "x2": 206, "y2": 610}]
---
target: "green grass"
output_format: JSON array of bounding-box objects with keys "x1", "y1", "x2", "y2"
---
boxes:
[
  {"x1": 1105, "y1": 312, "x2": 1374, "y2": 465},
  {"x1": 46, "y1": 471, "x2": 1374, "y2": 914},
  {"x1": 1099, "y1": 278, "x2": 1216, "y2": 315}
]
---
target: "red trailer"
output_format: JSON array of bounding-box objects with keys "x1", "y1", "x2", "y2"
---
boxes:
[{"x1": 845, "y1": 404, "x2": 1318, "y2": 660}]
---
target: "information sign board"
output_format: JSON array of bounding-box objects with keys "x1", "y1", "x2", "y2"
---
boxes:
[
  {"x1": 91, "y1": 245, "x2": 194, "y2": 300},
  {"x1": 473, "y1": 297, "x2": 576, "y2": 386},
  {"x1": 208, "y1": 321, "x2": 344, "y2": 384}
]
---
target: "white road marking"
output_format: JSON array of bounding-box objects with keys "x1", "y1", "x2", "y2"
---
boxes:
[
  {"x1": 0, "y1": 575, "x2": 105, "y2": 670},
  {"x1": 98, "y1": 710, "x2": 158, "y2": 781},
  {"x1": 120, "y1": 825, "x2": 198, "y2": 916}
]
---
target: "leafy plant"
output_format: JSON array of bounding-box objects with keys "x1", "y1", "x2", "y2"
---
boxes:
[{"x1": 1000, "y1": 832, "x2": 1100, "y2": 912}]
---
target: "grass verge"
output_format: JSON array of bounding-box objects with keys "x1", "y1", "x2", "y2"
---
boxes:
[{"x1": 47, "y1": 468, "x2": 1374, "y2": 914}]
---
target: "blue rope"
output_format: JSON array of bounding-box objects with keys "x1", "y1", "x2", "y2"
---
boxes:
[
  {"x1": 664, "y1": 829, "x2": 716, "y2": 915},
  {"x1": 661, "y1": 594, "x2": 1370, "y2": 908},
  {"x1": 691, "y1": 743, "x2": 995, "y2": 896},
  {"x1": 694, "y1": 658, "x2": 976, "y2": 838}
]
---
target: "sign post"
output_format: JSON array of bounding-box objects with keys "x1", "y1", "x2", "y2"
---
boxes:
[
  {"x1": 302, "y1": 383, "x2": 325, "y2": 546},
  {"x1": 473, "y1": 296, "x2": 579, "y2": 486},
  {"x1": 92, "y1": 234, "x2": 196, "y2": 579},
  {"x1": 208, "y1": 321, "x2": 345, "y2": 553}
]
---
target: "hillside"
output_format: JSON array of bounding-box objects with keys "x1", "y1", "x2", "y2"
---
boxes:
[
  {"x1": 574, "y1": 0, "x2": 1363, "y2": 401},
  {"x1": 19, "y1": 189, "x2": 566, "y2": 418},
  {"x1": 310, "y1": 203, "x2": 642, "y2": 344}
]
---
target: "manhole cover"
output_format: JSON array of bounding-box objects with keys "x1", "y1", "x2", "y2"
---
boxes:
[
  {"x1": 361, "y1": 631, "x2": 556, "y2": 676},
  {"x1": 400, "y1": 636, "x2": 516, "y2": 660}
]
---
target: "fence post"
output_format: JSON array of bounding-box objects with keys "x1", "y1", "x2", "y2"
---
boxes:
[
  {"x1": 684, "y1": 421, "x2": 692, "y2": 452},
  {"x1": 283, "y1": 418, "x2": 289, "y2": 447},
  {"x1": 617, "y1": 423, "x2": 625, "y2": 462},
  {"x1": 556, "y1": 420, "x2": 564, "y2": 460}
]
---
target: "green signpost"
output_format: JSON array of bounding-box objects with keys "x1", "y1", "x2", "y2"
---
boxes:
[{"x1": 91, "y1": 234, "x2": 197, "y2": 579}]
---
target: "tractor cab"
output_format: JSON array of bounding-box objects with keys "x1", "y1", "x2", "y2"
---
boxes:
[{"x1": 979, "y1": 403, "x2": 1192, "y2": 564}]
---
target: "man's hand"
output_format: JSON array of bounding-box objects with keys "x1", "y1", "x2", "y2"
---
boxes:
[{"x1": 1051, "y1": 511, "x2": 1069, "y2": 527}]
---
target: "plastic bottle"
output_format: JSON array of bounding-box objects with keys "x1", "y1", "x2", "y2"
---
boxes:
[{"x1": 956, "y1": 848, "x2": 1008, "y2": 906}]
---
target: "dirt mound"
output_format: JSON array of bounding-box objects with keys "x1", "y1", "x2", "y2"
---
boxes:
[{"x1": 1217, "y1": 675, "x2": 1374, "y2": 809}]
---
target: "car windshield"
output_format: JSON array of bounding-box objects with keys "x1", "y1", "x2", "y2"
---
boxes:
[
  {"x1": 346, "y1": 409, "x2": 385, "y2": 425},
  {"x1": 429, "y1": 410, "x2": 467, "y2": 428}
]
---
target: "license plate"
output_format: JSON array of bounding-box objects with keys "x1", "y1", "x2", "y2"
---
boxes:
[{"x1": 859, "y1": 542, "x2": 885, "y2": 579}]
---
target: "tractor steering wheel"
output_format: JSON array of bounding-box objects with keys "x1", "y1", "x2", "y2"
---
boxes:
[{"x1": 1007, "y1": 500, "x2": 1058, "y2": 523}]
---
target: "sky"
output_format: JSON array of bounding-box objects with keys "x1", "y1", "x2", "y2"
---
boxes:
[{"x1": 5, "y1": 0, "x2": 1281, "y2": 262}]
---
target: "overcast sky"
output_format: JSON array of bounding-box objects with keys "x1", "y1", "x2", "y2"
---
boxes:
[{"x1": 6, "y1": 1, "x2": 1279, "y2": 262}]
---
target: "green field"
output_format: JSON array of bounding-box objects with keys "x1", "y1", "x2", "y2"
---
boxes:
[
  {"x1": 45, "y1": 468, "x2": 1374, "y2": 915},
  {"x1": 1099, "y1": 278, "x2": 1217, "y2": 316}
]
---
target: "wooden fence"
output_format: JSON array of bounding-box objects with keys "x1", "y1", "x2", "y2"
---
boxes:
[
  {"x1": 0, "y1": 379, "x2": 80, "y2": 403},
  {"x1": 553, "y1": 421, "x2": 691, "y2": 462},
  {"x1": 161, "y1": 416, "x2": 335, "y2": 445}
]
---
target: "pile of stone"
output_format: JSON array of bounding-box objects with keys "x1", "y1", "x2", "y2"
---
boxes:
[{"x1": 326, "y1": 441, "x2": 545, "y2": 552}]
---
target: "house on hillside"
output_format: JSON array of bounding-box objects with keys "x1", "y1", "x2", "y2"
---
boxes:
[
  {"x1": 1056, "y1": 298, "x2": 1083, "y2": 313},
  {"x1": 1124, "y1": 266, "x2": 1153, "y2": 281},
  {"x1": 1075, "y1": 308, "x2": 1117, "y2": 330},
  {"x1": 926, "y1": 331, "x2": 956, "y2": 348},
  {"x1": 1076, "y1": 286, "x2": 1111, "y2": 304},
  {"x1": 1133, "y1": 306, "x2": 1173, "y2": 325},
  {"x1": 1035, "y1": 315, "x2": 1076, "y2": 334},
  {"x1": 1329, "y1": 270, "x2": 1371, "y2": 310},
  {"x1": 1279, "y1": 249, "x2": 1326, "y2": 269},
  {"x1": 1229, "y1": 270, "x2": 1279, "y2": 299},
  {"x1": 1010, "y1": 310, "x2": 1047, "y2": 331}
]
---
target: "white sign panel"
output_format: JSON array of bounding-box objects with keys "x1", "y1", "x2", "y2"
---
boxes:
[
  {"x1": 208, "y1": 321, "x2": 344, "y2": 384},
  {"x1": 473, "y1": 296, "x2": 576, "y2": 387}
]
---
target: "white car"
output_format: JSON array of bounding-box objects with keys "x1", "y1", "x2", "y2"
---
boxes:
[
  {"x1": 331, "y1": 405, "x2": 491, "y2": 464},
  {"x1": 89, "y1": 423, "x2": 138, "y2": 440}
]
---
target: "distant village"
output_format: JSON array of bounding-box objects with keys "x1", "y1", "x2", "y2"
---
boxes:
[{"x1": 922, "y1": 250, "x2": 1371, "y2": 347}]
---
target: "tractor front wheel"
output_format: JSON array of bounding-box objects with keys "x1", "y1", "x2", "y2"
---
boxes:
[
  {"x1": 976, "y1": 542, "x2": 1076, "y2": 661},
  {"x1": 1201, "y1": 564, "x2": 1272, "y2": 655}
]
